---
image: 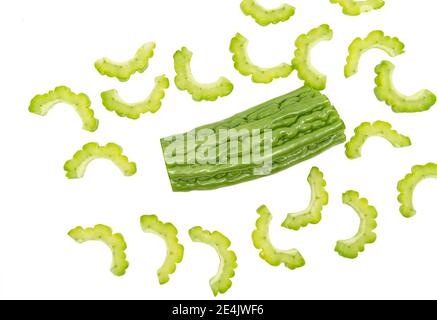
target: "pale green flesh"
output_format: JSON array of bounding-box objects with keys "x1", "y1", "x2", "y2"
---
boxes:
[
  {"x1": 174, "y1": 47, "x2": 233, "y2": 101},
  {"x1": 345, "y1": 121, "x2": 411, "y2": 159},
  {"x1": 281, "y1": 167, "x2": 329, "y2": 230},
  {"x1": 101, "y1": 75, "x2": 169, "y2": 119},
  {"x1": 345, "y1": 30, "x2": 405, "y2": 78},
  {"x1": 374, "y1": 60, "x2": 436, "y2": 113},
  {"x1": 189, "y1": 227, "x2": 237, "y2": 296},
  {"x1": 95, "y1": 42, "x2": 156, "y2": 81},
  {"x1": 68, "y1": 224, "x2": 129, "y2": 276},
  {"x1": 140, "y1": 215, "x2": 184, "y2": 285},
  {"x1": 397, "y1": 163, "x2": 437, "y2": 218},
  {"x1": 335, "y1": 191, "x2": 378, "y2": 259},
  {"x1": 253, "y1": 205, "x2": 305, "y2": 270},
  {"x1": 240, "y1": 0, "x2": 295, "y2": 26},
  {"x1": 64, "y1": 142, "x2": 137, "y2": 179},
  {"x1": 330, "y1": 0, "x2": 385, "y2": 16},
  {"x1": 230, "y1": 32, "x2": 293, "y2": 84},
  {"x1": 29, "y1": 86, "x2": 98, "y2": 132},
  {"x1": 292, "y1": 24, "x2": 333, "y2": 91}
]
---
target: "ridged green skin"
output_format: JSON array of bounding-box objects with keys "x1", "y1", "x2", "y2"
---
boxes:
[
  {"x1": 161, "y1": 86, "x2": 346, "y2": 192},
  {"x1": 330, "y1": 0, "x2": 385, "y2": 16},
  {"x1": 140, "y1": 215, "x2": 184, "y2": 285},
  {"x1": 240, "y1": 0, "x2": 296, "y2": 26}
]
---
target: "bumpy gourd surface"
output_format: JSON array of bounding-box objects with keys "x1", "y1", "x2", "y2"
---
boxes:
[
  {"x1": 189, "y1": 227, "x2": 237, "y2": 296},
  {"x1": 345, "y1": 30, "x2": 405, "y2": 78},
  {"x1": 253, "y1": 205, "x2": 305, "y2": 270},
  {"x1": 29, "y1": 86, "x2": 98, "y2": 132},
  {"x1": 345, "y1": 121, "x2": 411, "y2": 159},
  {"x1": 95, "y1": 42, "x2": 155, "y2": 81},
  {"x1": 230, "y1": 33, "x2": 293, "y2": 84},
  {"x1": 374, "y1": 60, "x2": 436, "y2": 113},
  {"x1": 330, "y1": 0, "x2": 385, "y2": 16},
  {"x1": 292, "y1": 24, "x2": 333, "y2": 91},
  {"x1": 174, "y1": 47, "x2": 233, "y2": 101},
  {"x1": 335, "y1": 191, "x2": 378, "y2": 259},
  {"x1": 101, "y1": 75, "x2": 169, "y2": 119},
  {"x1": 397, "y1": 163, "x2": 437, "y2": 218},
  {"x1": 68, "y1": 224, "x2": 129, "y2": 276},
  {"x1": 240, "y1": 0, "x2": 295, "y2": 26},
  {"x1": 281, "y1": 167, "x2": 329, "y2": 230},
  {"x1": 140, "y1": 215, "x2": 184, "y2": 285},
  {"x1": 64, "y1": 142, "x2": 137, "y2": 179}
]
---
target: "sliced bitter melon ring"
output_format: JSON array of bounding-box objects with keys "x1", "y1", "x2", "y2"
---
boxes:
[
  {"x1": 230, "y1": 32, "x2": 293, "y2": 84},
  {"x1": 330, "y1": 0, "x2": 385, "y2": 16},
  {"x1": 140, "y1": 215, "x2": 184, "y2": 285},
  {"x1": 64, "y1": 142, "x2": 137, "y2": 179},
  {"x1": 101, "y1": 75, "x2": 169, "y2": 119},
  {"x1": 174, "y1": 47, "x2": 233, "y2": 101},
  {"x1": 281, "y1": 167, "x2": 329, "y2": 230},
  {"x1": 68, "y1": 224, "x2": 129, "y2": 276},
  {"x1": 345, "y1": 121, "x2": 411, "y2": 159},
  {"x1": 335, "y1": 191, "x2": 377, "y2": 259},
  {"x1": 29, "y1": 86, "x2": 98, "y2": 132},
  {"x1": 189, "y1": 226, "x2": 237, "y2": 296},
  {"x1": 397, "y1": 163, "x2": 437, "y2": 218},
  {"x1": 94, "y1": 42, "x2": 155, "y2": 82},
  {"x1": 345, "y1": 30, "x2": 405, "y2": 78},
  {"x1": 292, "y1": 24, "x2": 333, "y2": 91},
  {"x1": 374, "y1": 60, "x2": 436, "y2": 113},
  {"x1": 253, "y1": 205, "x2": 305, "y2": 270},
  {"x1": 240, "y1": 0, "x2": 296, "y2": 26}
]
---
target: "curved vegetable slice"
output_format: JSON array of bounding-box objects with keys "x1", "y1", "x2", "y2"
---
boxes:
[
  {"x1": 29, "y1": 86, "x2": 98, "y2": 132},
  {"x1": 240, "y1": 0, "x2": 295, "y2": 26},
  {"x1": 292, "y1": 24, "x2": 333, "y2": 91},
  {"x1": 374, "y1": 60, "x2": 436, "y2": 113},
  {"x1": 101, "y1": 75, "x2": 169, "y2": 119},
  {"x1": 281, "y1": 167, "x2": 328, "y2": 230},
  {"x1": 330, "y1": 0, "x2": 385, "y2": 16},
  {"x1": 253, "y1": 205, "x2": 305, "y2": 270},
  {"x1": 230, "y1": 33, "x2": 293, "y2": 84},
  {"x1": 345, "y1": 121, "x2": 411, "y2": 159},
  {"x1": 397, "y1": 163, "x2": 437, "y2": 218},
  {"x1": 94, "y1": 42, "x2": 155, "y2": 82},
  {"x1": 345, "y1": 30, "x2": 405, "y2": 78},
  {"x1": 64, "y1": 142, "x2": 137, "y2": 179},
  {"x1": 335, "y1": 191, "x2": 377, "y2": 259},
  {"x1": 188, "y1": 226, "x2": 237, "y2": 296},
  {"x1": 140, "y1": 215, "x2": 184, "y2": 285},
  {"x1": 174, "y1": 47, "x2": 233, "y2": 101},
  {"x1": 68, "y1": 224, "x2": 129, "y2": 276}
]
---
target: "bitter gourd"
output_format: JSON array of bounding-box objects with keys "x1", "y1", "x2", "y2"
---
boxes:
[{"x1": 161, "y1": 86, "x2": 346, "y2": 192}]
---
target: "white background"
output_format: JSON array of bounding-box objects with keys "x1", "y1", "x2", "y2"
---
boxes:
[{"x1": 1, "y1": 0, "x2": 437, "y2": 300}]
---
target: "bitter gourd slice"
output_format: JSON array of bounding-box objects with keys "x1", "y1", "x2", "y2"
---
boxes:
[
  {"x1": 230, "y1": 33, "x2": 293, "y2": 84},
  {"x1": 345, "y1": 121, "x2": 411, "y2": 159},
  {"x1": 397, "y1": 163, "x2": 437, "y2": 218},
  {"x1": 344, "y1": 30, "x2": 405, "y2": 78},
  {"x1": 161, "y1": 86, "x2": 346, "y2": 192},
  {"x1": 292, "y1": 24, "x2": 333, "y2": 91},
  {"x1": 253, "y1": 205, "x2": 305, "y2": 270},
  {"x1": 281, "y1": 167, "x2": 329, "y2": 230},
  {"x1": 101, "y1": 75, "x2": 169, "y2": 119},
  {"x1": 374, "y1": 60, "x2": 436, "y2": 113},
  {"x1": 68, "y1": 224, "x2": 129, "y2": 276},
  {"x1": 94, "y1": 42, "x2": 155, "y2": 82},
  {"x1": 140, "y1": 215, "x2": 184, "y2": 284},
  {"x1": 29, "y1": 86, "x2": 98, "y2": 132},
  {"x1": 174, "y1": 47, "x2": 233, "y2": 101},
  {"x1": 335, "y1": 191, "x2": 378, "y2": 259},
  {"x1": 64, "y1": 142, "x2": 137, "y2": 179},
  {"x1": 240, "y1": 0, "x2": 296, "y2": 26},
  {"x1": 189, "y1": 227, "x2": 237, "y2": 296},
  {"x1": 330, "y1": 0, "x2": 385, "y2": 16}
]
